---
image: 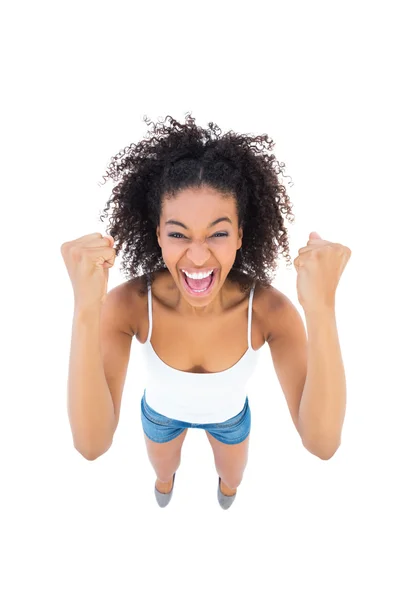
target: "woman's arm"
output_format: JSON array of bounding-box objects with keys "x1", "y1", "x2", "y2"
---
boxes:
[{"x1": 298, "y1": 308, "x2": 346, "y2": 459}]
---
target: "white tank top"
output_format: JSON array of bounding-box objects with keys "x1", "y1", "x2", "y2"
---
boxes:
[{"x1": 141, "y1": 275, "x2": 262, "y2": 424}]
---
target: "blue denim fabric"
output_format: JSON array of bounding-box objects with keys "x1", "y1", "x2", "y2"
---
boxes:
[{"x1": 140, "y1": 391, "x2": 251, "y2": 445}]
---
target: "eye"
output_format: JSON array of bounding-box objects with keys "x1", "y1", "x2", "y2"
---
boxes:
[{"x1": 168, "y1": 232, "x2": 229, "y2": 239}]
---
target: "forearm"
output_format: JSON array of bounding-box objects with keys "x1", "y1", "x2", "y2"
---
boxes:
[
  {"x1": 298, "y1": 308, "x2": 347, "y2": 458},
  {"x1": 68, "y1": 307, "x2": 116, "y2": 458}
]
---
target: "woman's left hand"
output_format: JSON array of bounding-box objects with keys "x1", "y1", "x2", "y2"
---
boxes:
[{"x1": 293, "y1": 232, "x2": 352, "y2": 312}]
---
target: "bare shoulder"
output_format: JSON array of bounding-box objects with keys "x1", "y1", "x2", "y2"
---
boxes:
[
  {"x1": 253, "y1": 283, "x2": 294, "y2": 343},
  {"x1": 109, "y1": 275, "x2": 148, "y2": 337}
]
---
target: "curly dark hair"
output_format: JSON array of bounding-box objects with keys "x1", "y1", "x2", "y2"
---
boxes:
[{"x1": 98, "y1": 113, "x2": 295, "y2": 296}]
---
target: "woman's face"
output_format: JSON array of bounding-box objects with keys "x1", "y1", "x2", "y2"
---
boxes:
[{"x1": 156, "y1": 187, "x2": 243, "y2": 308}]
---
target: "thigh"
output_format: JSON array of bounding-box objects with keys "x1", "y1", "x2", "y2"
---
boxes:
[
  {"x1": 141, "y1": 396, "x2": 189, "y2": 473},
  {"x1": 143, "y1": 428, "x2": 189, "y2": 471},
  {"x1": 205, "y1": 431, "x2": 250, "y2": 487},
  {"x1": 204, "y1": 397, "x2": 251, "y2": 483}
]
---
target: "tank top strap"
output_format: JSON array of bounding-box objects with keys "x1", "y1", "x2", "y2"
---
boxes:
[
  {"x1": 146, "y1": 274, "x2": 153, "y2": 344},
  {"x1": 247, "y1": 281, "x2": 256, "y2": 351},
  {"x1": 146, "y1": 274, "x2": 255, "y2": 349}
]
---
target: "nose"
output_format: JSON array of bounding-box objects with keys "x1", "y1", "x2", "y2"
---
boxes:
[{"x1": 186, "y1": 240, "x2": 211, "y2": 265}]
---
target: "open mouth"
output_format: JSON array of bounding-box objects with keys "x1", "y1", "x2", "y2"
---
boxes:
[{"x1": 180, "y1": 268, "x2": 218, "y2": 297}]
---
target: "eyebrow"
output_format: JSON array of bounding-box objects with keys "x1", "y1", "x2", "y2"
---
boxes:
[{"x1": 165, "y1": 217, "x2": 233, "y2": 230}]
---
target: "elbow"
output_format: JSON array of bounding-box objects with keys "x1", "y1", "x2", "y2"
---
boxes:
[
  {"x1": 302, "y1": 436, "x2": 341, "y2": 460},
  {"x1": 78, "y1": 449, "x2": 102, "y2": 461},
  {"x1": 316, "y1": 446, "x2": 340, "y2": 461},
  {"x1": 74, "y1": 439, "x2": 113, "y2": 461}
]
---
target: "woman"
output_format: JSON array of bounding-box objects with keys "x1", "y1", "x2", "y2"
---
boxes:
[{"x1": 62, "y1": 114, "x2": 350, "y2": 510}]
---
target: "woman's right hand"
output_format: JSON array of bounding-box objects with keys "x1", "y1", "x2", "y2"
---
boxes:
[{"x1": 60, "y1": 232, "x2": 116, "y2": 309}]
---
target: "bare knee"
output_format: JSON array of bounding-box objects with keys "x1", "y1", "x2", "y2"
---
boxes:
[
  {"x1": 154, "y1": 455, "x2": 182, "y2": 482},
  {"x1": 220, "y1": 473, "x2": 243, "y2": 490}
]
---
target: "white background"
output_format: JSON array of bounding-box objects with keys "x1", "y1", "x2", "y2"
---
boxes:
[{"x1": 1, "y1": 1, "x2": 399, "y2": 598}]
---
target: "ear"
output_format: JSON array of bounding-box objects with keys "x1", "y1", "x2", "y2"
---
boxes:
[
  {"x1": 237, "y1": 227, "x2": 243, "y2": 250},
  {"x1": 156, "y1": 225, "x2": 161, "y2": 247}
]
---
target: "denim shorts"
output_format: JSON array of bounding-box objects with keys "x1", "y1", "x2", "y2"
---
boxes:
[{"x1": 140, "y1": 392, "x2": 251, "y2": 445}]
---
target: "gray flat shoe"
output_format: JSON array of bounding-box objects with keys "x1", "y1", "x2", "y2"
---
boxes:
[
  {"x1": 217, "y1": 477, "x2": 237, "y2": 510},
  {"x1": 154, "y1": 473, "x2": 176, "y2": 508}
]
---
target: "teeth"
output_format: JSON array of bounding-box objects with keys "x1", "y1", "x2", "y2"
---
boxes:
[{"x1": 182, "y1": 269, "x2": 214, "y2": 280}]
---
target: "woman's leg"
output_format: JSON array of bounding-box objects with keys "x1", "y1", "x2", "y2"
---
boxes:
[
  {"x1": 205, "y1": 431, "x2": 250, "y2": 495},
  {"x1": 143, "y1": 429, "x2": 189, "y2": 492}
]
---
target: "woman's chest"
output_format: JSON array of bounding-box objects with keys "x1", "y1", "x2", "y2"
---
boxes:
[{"x1": 135, "y1": 298, "x2": 266, "y2": 374}]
